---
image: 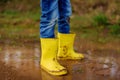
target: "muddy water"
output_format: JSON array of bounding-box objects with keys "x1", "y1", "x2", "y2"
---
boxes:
[{"x1": 0, "y1": 43, "x2": 120, "y2": 80}]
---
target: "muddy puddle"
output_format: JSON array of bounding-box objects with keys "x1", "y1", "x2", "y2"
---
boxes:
[{"x1": 0, "y1": 42, "x2": 120, "y2": 80}]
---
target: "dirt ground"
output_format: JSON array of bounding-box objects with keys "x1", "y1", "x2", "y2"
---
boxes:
[{"x1": 0, "y1": 39, "x2": 120, "y2": 80}]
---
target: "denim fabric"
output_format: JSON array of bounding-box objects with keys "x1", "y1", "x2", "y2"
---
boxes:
[{"x1": 40, "y1": 0, "x2": 72, "y2": 38}]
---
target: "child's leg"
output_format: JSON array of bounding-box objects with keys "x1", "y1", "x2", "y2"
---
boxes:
[
  {"x1": 57, "y1": 0, "x2": 84, "y2": 60},
  {"x1": 40, "y1": 0, "x2": 67, "y2": 75},
  {"x1": 58, "y1": 0, "x2": 72, "y2": 33},
  {"x1": 40, "y1": 0, "x2": 59, "y2": 38}
]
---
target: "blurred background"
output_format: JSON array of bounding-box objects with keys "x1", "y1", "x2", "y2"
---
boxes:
[{"x1": 0, "y1": 0, "x2": 120, "y2": 43}]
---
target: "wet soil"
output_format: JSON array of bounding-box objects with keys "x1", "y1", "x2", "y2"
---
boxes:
[{"x1": 0, "y1": 40, "x2": 120, "y2": 80}]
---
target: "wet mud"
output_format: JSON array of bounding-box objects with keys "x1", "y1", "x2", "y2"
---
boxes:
[{"x1": 0, "y1": 42, "x2": 120, "y2": 80}]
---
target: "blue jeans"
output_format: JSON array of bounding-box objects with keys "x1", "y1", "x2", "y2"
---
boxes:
[{"x1": 40, "y1": 0, "x2": 72, "y2": 38}]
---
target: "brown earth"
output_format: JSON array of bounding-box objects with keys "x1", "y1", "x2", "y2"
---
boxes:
[{"x1": 0, "y1": 39, "x2": 120, "y2": 80}]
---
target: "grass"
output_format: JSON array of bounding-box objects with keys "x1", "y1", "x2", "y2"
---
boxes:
[
  {"x1": 0, "y1": 9, "x2": 120, "y2": 44},
  {"x1": 70, "y1": 14, "x2": 120, "y2": 43},
  {"x1": 92, "y1": 13, "x2": 108, "y2": 27},
  {"x1": 108, "y1": 24, "x2": 120, "y2": 36},
  {"x1": 0, "y1": 10, "x2": 40, "y2": 43}
]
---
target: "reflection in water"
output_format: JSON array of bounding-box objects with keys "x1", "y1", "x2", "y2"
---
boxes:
[
  {"x1": 103, "y1": 64, "x2": 109, "y2": 69},
  {"x1": 98, "y1": 57, "x2": 119, "y2": 77},
  {"x1": 104, "y1": 58, "x2": 110, "y2": 64},
  {"x1": 4, "y1": 50, "x2": 10, "y2": 65},
  {"x1": 14, "y1": 50, "x2": 22, "y2": 68},
  {"x1": 41, "y1": 69, "x2": 63, "y2": 80},
  {"x1": 41, "y1": 69, "x2": 73, "y2": 80},
  {"x1": 2, "y1": 46, "x2": 40, "y2": 69},
  {"x1": 0, "y1": 44, "x2": 120, "y2": 80},
  {"x1": 34, "y1": 59, "x2": 40, "y2": 68},
  {"x1": 110, "y1": 60, "x2": 118, "y2": 78},
  {"x1": 34, "y1": 47, "x2": 40, "y2": 57},
  {"x1": 34, "y1": 47, "x2": 40, "y2": 68}
]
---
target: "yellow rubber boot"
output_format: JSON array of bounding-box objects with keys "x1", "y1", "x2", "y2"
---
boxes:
[
  {"x1": 57, "y1": 33, "x2": 84, "y2": 60},
  {"x1": 40, "y1": 38, "x2": 67, "y2": 76}
]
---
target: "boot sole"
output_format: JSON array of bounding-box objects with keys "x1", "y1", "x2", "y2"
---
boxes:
[
  {"x1": 40, "y1": 65, "x2": 68, "y2": 76},
  {"x1": 57, "y1": 56, "x2": 84, "y2": 60}
]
